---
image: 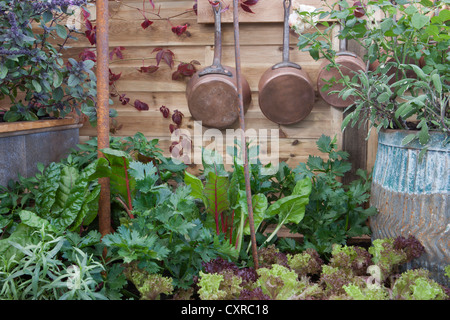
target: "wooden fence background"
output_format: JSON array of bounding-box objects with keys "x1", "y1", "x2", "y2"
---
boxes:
[{"x1": 2, "y1": 0, "x2": 376, "y2": 178}]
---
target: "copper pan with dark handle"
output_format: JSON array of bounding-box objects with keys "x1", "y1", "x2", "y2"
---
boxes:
[
  {"x1": 317, "y1": 7, "x2": 366, "y2": 108},
  {"x1": 258, "y1": 0, "x2": 315, "y2": 125},
  {"x1": 186, "y1": 2, "x2": 251, "y2": 130}
]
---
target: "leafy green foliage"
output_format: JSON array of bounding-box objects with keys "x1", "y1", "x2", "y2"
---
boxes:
[
  {"x1": 0, "y1": 170, "x2": 42, "y2": 234},
  {"x1": 102, "y1": 225, "x2": 169, "y2": 273},
  {"x1": 103, "y1": 160, "x2": 238, "y2": 290},
  {"x1": 369, "y1": 238, "x2": 408, "y2": 281},
  {"x1": 288, "y1": 135, "x2": 377, "y2": 256},
  {"x1": 343, "y1": 282, "x2": 390, "y2": 300},
  {"x1": 256, "y1": 264, "x2": 305, "y2": 300},
  {"x1": 0, "y1": 1, "x2": 108, "y2": 124},
  {"x1": 0, "y1": 226, "x2": 107, "y2": 300},
  {"x1": 287, "y1": 248, "x2": 324, "y2": 277},
  {"x1": 262, "y1": 178, "x2": 312, "y2": 245},
  {"x1": 392, "y1": 269, "x2": 448, "y2": 300},
  {"x1": 296, "y1": 0, "x2": 450, "y2": 145},
  {"x1": 197, "y1": 271, "x2": 228, "y2": 300},
  {"x1": 31, "y1": 160, "x2": 101, "y2": 231},
  {"x1": 123, "y1": 262, "x2": 174, "y2": 300}
]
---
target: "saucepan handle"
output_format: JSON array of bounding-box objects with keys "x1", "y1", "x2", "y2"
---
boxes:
[
  {"x1": 273, "y1": 0, "x2": 301, "y2": 70},
  {"x1": 199, "y1": 2, "x2": 233, "y2": 77}
]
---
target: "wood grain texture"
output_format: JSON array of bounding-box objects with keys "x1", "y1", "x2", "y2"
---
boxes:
[
  {"x1": 197, "y1": 0, "x2": 328, "y2": 23},
  {"x1": 1, "y1": 0, "x2": 375, "y2": 173}
]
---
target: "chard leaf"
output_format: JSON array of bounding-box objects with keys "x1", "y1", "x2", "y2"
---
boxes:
[
  {"x1": 204, "y1": 171, "x2": 230, "y2": 224},
  {"x1": 244, "y1": 193, "x2": 268, "y2": 235},
  {"x1": 35, "y1": 162, "x2": 62, "y2": 218},
  {"x1": 184, "y1": 171, "x2": 205, "y2": 202}
]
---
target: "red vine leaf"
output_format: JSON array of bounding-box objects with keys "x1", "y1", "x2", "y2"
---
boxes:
[
  {"x1": 160, "y1": 105, "x2": 170, "y2": 118},
  {"x1": 119, "y1": 94, "x2": 130, "y2": 105},
  {"x1": 137, "y1": 65, "x2": 159, "y2": 73},
  {"x1": 172, "y1": 61, "x2": 199, "y2": 80},
  {"x1": 353, "y1": 1, "x2": 366, "y2": 18},
  {"x1": 134, "y1": 99, "x2": 149, "y2": 111},
  {"x1": 171, "y1": 24, "x2": 189, "y2": 36},
  {"x1": 193, "y1": 1, "x2": 198, "y2": 15},
  {"x1": 109, "y1": 69, "x2": 122, "y2": 85},
  {"x1": 79, "y1": 49, "x2": 96, "y2": 62},
  {"x1": 84, "y1": 19, "x2": 96, "y2": 45},
  {"x1": 208, "y1": 0, "x2": 220, "y2": 6},
  {"x1": 110, "y1": 46, "x2": 125, "y2": 60},
  {"x1": 169, "y1": 123, "x2": 179, "y2": 134},
  {"x1": 240, "y1": 4, "x2": 254, "y2": 13},
  {"x1": 241, "y1": 0, "x2": 258, "y2": 13},
  {"x1": 172, "y1": 109, "x2": 184, "y2": 126},
  {"x1": 141, "y1": 18, "x2": 154, "y2": 29},
  {"x1": 152, "y1": 48, "x2": 175, "y2": 69},
  {"x1": 81, "y1": 7, "x2": 91, "y2": 20}
]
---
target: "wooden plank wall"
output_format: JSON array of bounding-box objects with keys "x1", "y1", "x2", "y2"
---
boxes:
[
  {"x1": 2, "y1": 0, "x2": 374, "y2": 176},
  {"x1": 81, "y1": 0, "x2": 352, "y2": 174}
]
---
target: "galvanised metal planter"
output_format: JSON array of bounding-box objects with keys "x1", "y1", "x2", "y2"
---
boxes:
[
  {"x1": 370, "y1": 129, "x2": 450, "y2": 286},
  {"x1": 0, "y1": 119, "x2": 82, "y2": 187}
]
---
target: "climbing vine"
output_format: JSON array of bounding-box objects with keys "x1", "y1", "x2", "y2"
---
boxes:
[{"x1": 78, "y1": 0, "x2": 258, "y2": 142}]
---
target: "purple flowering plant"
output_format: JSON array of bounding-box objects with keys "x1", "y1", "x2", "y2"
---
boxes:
[{"x1": 0, "y1": 0, "x2": 108, "y2": 124}]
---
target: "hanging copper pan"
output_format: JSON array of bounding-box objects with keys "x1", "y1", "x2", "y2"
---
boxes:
[
  {"x1": 186, "y1": 2, "x2": 251, "y2": 130},
  {"x1": 317, "y1": 14, "x2": 366, "y2": 108},
  {"x1": 258, "y1": 0, "x2": 315, "y2": 125}
]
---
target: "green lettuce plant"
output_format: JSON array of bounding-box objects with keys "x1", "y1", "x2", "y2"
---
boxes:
[
  {"x1": 123, "y1": 262, "x2": 174, "y2": 300},
  {"x1": 369, "y1": 238, "x2": 408, "y2": 281},
  {"x1": 391, "y1": 269, "x2": 448, "y2": 300},
  {"x1": 197, "y1": 271, "x2": 229, "y2": 300},
  {"x1": 343, "y1": 282, "x2": 390, "y2": 300},
  {"x1": 256, "y1": 264, "x2": 305, "y2": 300},
  {"x1": 197, "y1": 270, "x2": 243, "y2": 300}
]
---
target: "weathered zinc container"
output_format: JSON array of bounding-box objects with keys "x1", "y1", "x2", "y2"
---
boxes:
[
  {"x1": 0, "y1": 119, "x2": 81, "y2": 187},
  {"x1": 370, "y1": 129, "x2": 450, "y2": 286}
]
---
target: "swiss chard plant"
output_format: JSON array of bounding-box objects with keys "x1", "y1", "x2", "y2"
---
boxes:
[
  {"x1": 184, "y1": 147, "x2": 312, "y2": 258},
  {"x1": 0, "y1": 158, "x2": 103, "y2": 243}
]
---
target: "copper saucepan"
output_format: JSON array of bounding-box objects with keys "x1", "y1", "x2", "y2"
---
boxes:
[
  {"x1": 186, "y1": 2, "x2": 251, "y2": 130},
  {"x1": 317, "y1": 11, "x2": 366, "y2": 108},
  {"x1": 258, "y1": 0, "x2": 315, "y2": 125}
]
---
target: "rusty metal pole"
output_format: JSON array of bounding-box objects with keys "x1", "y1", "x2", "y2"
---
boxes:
[
  {"x1": 96, "y1": 0, "x2": 111, "y2": 238},
  {"x1": 232, "y1": 0, "x2": 259, "y2": 269}
]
